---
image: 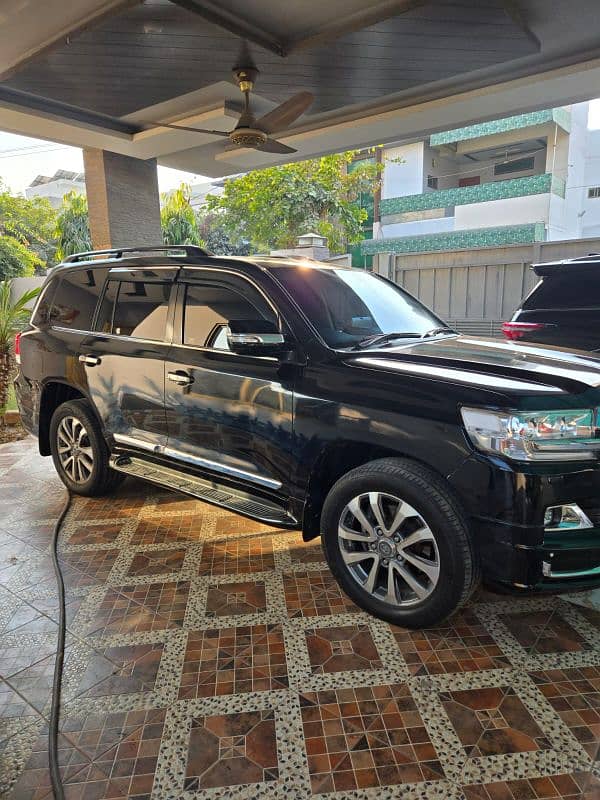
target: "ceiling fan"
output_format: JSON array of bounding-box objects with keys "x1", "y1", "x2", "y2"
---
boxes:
[{"x1": 151, "y1": 45, "x2": 314, "y2": 154}]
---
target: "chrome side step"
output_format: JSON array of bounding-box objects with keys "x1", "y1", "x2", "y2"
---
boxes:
[{"x1": 109, "y1": 455, "x2": 297, "y2": 527}]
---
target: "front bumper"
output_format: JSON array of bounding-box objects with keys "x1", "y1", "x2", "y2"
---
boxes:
[{"x1": 449, "y1": 453, "x2": 600, "y2": 591}]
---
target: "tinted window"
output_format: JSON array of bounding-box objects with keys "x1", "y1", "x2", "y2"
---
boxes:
[
  {"x1": 96, "y1": 280, "x2": 170, "y2": 341},
  {"x1": 183, "y1": 283, "x2": 275, "y2": 348},
  {"x1": 32, "y1": 278, "x2": 58, "y2": 326},
  {"x1": 49, "y1": 268, "x2": 108, "y2": 330},
  {"x1": 523, "y1": 272, "x2": 600, "y2": 310},
  {"x1": 273, "y1": 266, "x2": 442, "y2": 348}
]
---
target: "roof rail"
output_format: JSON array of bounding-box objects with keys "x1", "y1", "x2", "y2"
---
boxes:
[{"x1": 63, "y1": 245, "x2": 210, "y2": 264}]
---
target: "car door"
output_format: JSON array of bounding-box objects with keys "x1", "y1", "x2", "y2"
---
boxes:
[
  {"x1": 79, "y1": 265, "x2": 177, "y2": 452},
  {"x1": 164, "y1": 268, "x2": 295, "y2": 495}
]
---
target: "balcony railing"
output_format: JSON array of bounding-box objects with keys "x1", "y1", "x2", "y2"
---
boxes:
[
  {"x1": 380, "y1": 173, "x2": 564, "y2": 218},
  {"x1": 429, "y1": 108, "x2": 571, "y2": 147},
  {"x1": 361, "y1": 223, "x2": 546, "y2": 255}
]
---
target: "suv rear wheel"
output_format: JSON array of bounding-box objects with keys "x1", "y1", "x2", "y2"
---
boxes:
[
  {"x1": 321, "y1": 458, "x2": 479, "y2": 627},
  {"x1": 49, "y1": 399, "x2": 124, "y2": 496}
]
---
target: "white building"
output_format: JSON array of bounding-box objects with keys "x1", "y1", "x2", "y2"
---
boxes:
[
  {"x1": 25, "y1": 169, "x2": 85, "y2": 208},
  {"x1": 363, "y1": 102, "x2": 600, "y2": 260}
]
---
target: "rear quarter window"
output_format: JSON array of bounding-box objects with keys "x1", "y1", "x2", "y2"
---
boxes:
[
  {"x1": 49, "y1": 268, "x2": 108, "y2": 330},
  {"x1": 523, "y1": 270, "x2": 600, "y2": 310},
  {"x1": 31, "y1": 278, "x2": 58, "y2": 326}
]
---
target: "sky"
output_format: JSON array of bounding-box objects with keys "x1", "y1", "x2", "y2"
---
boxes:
[
  {"x1": 2, "y1": 99, "x2": 600, "y2": 195},
  {"x1": 0, "y1": 131, "x2": 207, "y2": 195}
]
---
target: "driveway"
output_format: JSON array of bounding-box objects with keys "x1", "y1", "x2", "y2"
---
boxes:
[{"x1": 1, "y1": 438, "x2": 599, "y2": 799}]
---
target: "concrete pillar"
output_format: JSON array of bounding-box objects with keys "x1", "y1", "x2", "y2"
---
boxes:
[{"x1": 83, "y1": 149, "x2": 162, "y2": 249}]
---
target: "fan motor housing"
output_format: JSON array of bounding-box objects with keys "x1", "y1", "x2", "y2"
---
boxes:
[{"x1": 230, "y1": 127, "x2": 267, "y2": 148}]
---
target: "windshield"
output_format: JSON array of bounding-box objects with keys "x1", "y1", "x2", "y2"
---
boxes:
[{"x1": 272, "y1": 266, "x2": 447, "y2": 348}]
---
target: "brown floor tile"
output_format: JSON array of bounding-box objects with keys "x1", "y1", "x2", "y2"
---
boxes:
[
  {"x1": 0, "y1": 678, "x2": 44, "y2": 723},
  {"x1": 205, "y1": 580, "x2": 267, "y2": 617},
  {"x1": 87, "y1": 582, "x2": 189, "y2": 635},
  {"x1": 126, "y1": 548, "x2": 187, "y2": 578},
  {"x1": 67, "y1": 522, "x2": 123, "y2": 546},
  {"x1": 6, "y1": 726, "x2": 96, "y2": 800},
  {"x1": 71, "y1": 487, "x2": 146, "y2": 521},
  {"x1": 197, "y1": 536, "x2": 276, "y2": 576},
  {"x1": 149, "y1": 493, "x2": 205, "y2": 515},
  {"x1": 288, "y1": 538, "x2": 325, "y2": 564},
  {"x1": 0, "y1": 624, "x2": 59, "y2": 679},
  {"x1": 10, "y1": 707, "x2": 166, "y2": 799},
  {"x1": 71, "y1": 643, "x2": 164, "y2": 699},
  {"x1": 300, "y1": 684, "x2": 444, "y2": 791},
  {"x1": 179, "y1": 624, "x2": 288, "y2": 698},
  {"x1": 81, "y1": 707, "x2": 166, "y2": 798},
  {"x1": 529, "y1": 665, "x2": 600, "y2": 759},
  {"x1": 213, "y1": 516, "x2": 277, "y2": 538},
  {"x1": 283, "y1": 570, "x2": 359, "y2": 618},
  {"x1": 0, "y1": 532, "x2": 35, "y2": 580},
  {"x1": 184, "y1": 709, "x2": 278, "y2": 790},
  {"x1": 462, "y1": 771, "x2": 597, "y2": 799},
  {"x1": 306, "y1": 624, "x2": 383, "y2": 674},
  {"x1": 131, "y1": 515, "x2": 207, "y2": 546},
  {"x1": 391, "y1": 610, "x2": 511, "y2": 676},
  {"x1": 499, "y1": 609, "x2": 592, "y2": 654},
  {"x1": 5, "y1": 521, "x2": 56, "y2": 552},
  {"x1": 441, "y1": 686, "x2": 550, "y2": 757},
  {"x1": 59, "y1": 549, "x2": 121, "y2": 586}
]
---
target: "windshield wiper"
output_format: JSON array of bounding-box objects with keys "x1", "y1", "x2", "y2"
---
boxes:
[
  {"x1": 352, "y1": 326, "x2": 458, "y2": 350},
  {"x1": 421, "y1": 326, "x2": 457, "y2": 337},
  {"x1": 352, "y1": 331, "x2": 422, "y2": 350}
]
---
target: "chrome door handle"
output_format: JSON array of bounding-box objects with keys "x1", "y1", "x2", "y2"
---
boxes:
[
  {"x1": 79, "y1": 354, "x2": 101, "y2": 366},
  {"x1": 167, "y1": 370, "x2": 193, "y2": 386}
]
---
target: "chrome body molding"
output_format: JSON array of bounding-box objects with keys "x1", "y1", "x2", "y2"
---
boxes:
[{"x1": 112, "y1": 433, "x2": 282, "y2": 490}]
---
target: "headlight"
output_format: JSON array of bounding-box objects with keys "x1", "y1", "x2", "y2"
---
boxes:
[{"x1": 461, "y1": 407, "x2": 599, "y2": 461}]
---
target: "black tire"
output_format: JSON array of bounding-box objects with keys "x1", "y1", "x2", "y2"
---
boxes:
[
  {"x1": 320, "y1": 458, "x2": 480, "y2": 628},
  {"x1": 49, "y1": 399, "x2": 124, "y2": 497}
]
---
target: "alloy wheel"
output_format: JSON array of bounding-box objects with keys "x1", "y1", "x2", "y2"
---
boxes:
[
  {"x1": 337, "y1": 492, "x2": 440, "y2": 607},
  {"x1": 56, "y1": 415, "x2": 94, "y2": 484}
]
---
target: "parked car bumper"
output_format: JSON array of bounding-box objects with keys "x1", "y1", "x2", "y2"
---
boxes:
[{"x1": 449, "y1": 453, "x2": 600, "y2": 591}]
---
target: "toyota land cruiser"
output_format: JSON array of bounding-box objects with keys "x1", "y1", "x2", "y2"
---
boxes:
[{"x1": 15, "y1": 246, "x2": 600, "y2": 627}]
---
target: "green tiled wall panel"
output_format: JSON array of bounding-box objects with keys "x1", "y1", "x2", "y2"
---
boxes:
[
  {"x1": 429, "y1": 108, "x2": 571, "y2": 146},
  {"x1": 361, "y1": 223, "x2": 546, "y2": 255},
  {"x1": 380, "y1": 173, "x2": 557, "y2": 216}
]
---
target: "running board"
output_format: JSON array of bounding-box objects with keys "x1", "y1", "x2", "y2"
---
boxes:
[{"x1": 109, "y1": 455, "x2": 297, "y2": 527}]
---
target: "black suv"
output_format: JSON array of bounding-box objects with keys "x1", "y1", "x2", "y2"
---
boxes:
[
  {"x1": 15, "y1": 246, "x2": 600, "y2": 627},
  {"x1": 503, "y1": 254, "x2": 600, "y2": 351}
]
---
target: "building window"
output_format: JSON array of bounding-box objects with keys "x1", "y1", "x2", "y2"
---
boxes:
[
  {"x1": 493, "y1": 156, "x2": 535, "y2": 176},
  {"x1": 427, "y1": 175, "x2": 438, "y2": 189},
  {"x1": 588, "y1": 187, "x2": 600, "y2": 199}
]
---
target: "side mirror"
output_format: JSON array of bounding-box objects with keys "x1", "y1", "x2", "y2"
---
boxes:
[{"x1": 227, "y1": 319, "x2": 289, "y2": 356}]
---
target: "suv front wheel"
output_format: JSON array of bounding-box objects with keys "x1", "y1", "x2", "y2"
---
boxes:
[
  {"x1": 49, "y1": 399, "x2": 124, "y2": 496},
  {"x1": 321, "y1": 458, "x2": 479, "y2": 628}
]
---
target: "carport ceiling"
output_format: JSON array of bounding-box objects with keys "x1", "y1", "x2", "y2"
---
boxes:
[{"x1": 1, "y1": 0, "x2": 600, "y2": 177}]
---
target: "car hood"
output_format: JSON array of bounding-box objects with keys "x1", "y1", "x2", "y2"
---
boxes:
[{"x1": 345, "y1": 335, "x2": 600, "y2": 397}]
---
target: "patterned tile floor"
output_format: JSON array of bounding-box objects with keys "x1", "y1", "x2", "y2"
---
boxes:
[{"x1": 0, "y1": 438, "x2": 599, "y2": 799}]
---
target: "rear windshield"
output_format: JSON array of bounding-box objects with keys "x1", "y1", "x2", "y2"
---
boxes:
[{"x1": 524, "y1": 270, "x2": 600, "y2": 310}]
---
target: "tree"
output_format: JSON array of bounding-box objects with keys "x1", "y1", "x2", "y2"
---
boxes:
[
  {"x1": 0, "y1": 235, "x2": 43, "y2": 281},
  {"x1": 196, "y1": 210, "x2": 251, "y2": 256},
  {"x1": 161, "y1": 184, "x2": 203, "y2": 246},
  {"x1": 0, "y1": 281, "x2": 40, "y2": 419},
  {"x1": 205, "y1": 151, "x2": 383, "y2": 254},
  {"x1": 55, "y1": 192, "x2": 91, "y2": 260},
  {"x1": 0, "y1": 183, "x2": 57, "y2": 269}
]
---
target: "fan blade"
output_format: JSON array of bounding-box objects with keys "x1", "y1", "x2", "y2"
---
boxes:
[
  {"x1": 149, "y1": 121, "x2": 229, "y2": 136},
  {"x1": 257, "y1": 138, "x2": 297, "y2": 154},
  {"x1": 255, "y1": 92, "x2": 314, "y2": 135}
]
